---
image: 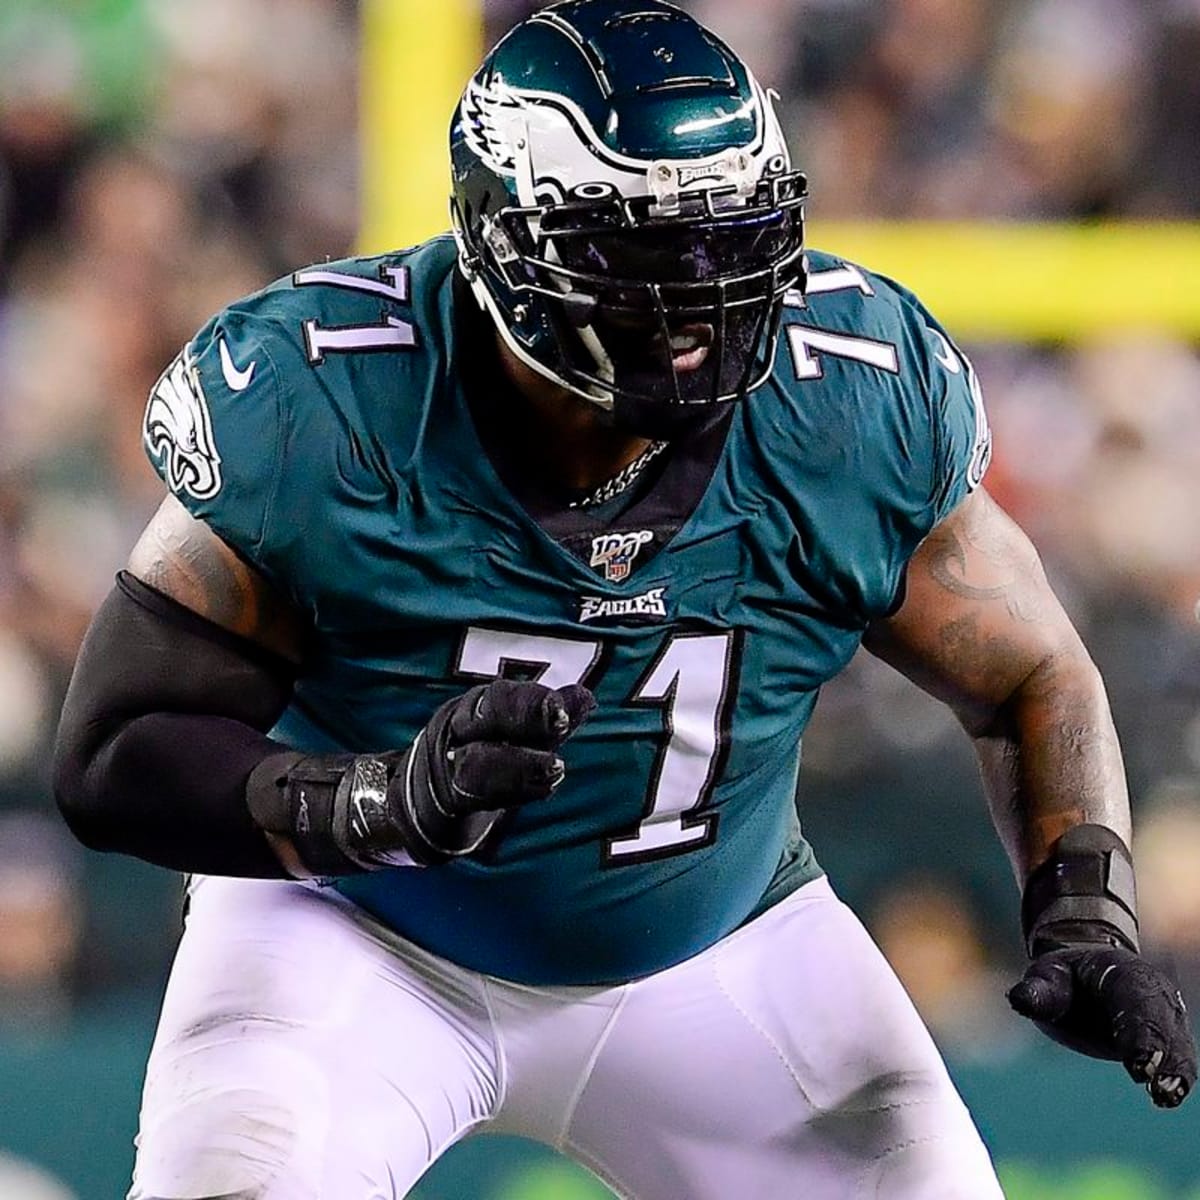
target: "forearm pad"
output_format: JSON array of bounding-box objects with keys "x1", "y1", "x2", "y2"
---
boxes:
[{"x1": 1021, "y1": 823, "x2": 1140, "y2": 955}]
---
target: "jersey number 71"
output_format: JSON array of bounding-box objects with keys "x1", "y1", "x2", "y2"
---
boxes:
[{"x1": 456, "y1": 625, "x2": 740, "y2": 867}]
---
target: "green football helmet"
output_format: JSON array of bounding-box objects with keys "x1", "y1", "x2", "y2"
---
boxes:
[{"x1": 450, "y1": 0, "x2": 807, "y2": 436}]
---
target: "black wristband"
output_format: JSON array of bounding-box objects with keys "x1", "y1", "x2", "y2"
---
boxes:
[
  {"x1": 245, "y1": 747, "x2": 431, "y2": 874},
  {"x1": 246, "y1": 751, "x2": 360, "y2": 876},
  {"x1": 1021, "y1": 824, "x2": 1140, "y2": 956}
]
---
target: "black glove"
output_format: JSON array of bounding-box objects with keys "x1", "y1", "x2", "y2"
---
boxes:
[
  {"x1": 1008, "y1": 822, "x2": 1196, "y2": 1109},
  {"x1": 1008, "y1": 943, "x2": 1196, "y2": 1108},
  {"x1": 247, "y1": 679, "x2": 595, "y2": 872},
  {"x1": 381, "y1": 678, "x2": 596, "y2": 864}
]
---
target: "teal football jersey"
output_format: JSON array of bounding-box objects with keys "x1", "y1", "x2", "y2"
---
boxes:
[{"x1": 142, "y1": 237, "x2": 990, "y2": 985}]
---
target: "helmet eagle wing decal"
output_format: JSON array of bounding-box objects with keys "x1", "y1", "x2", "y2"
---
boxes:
[{"x1": 461, "y1": 77, "x2": 525, "y2": 177}]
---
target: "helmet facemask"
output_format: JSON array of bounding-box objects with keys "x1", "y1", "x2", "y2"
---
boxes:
[{"x1": 463, "y1": 170, "x2": 806, "y2": 435}]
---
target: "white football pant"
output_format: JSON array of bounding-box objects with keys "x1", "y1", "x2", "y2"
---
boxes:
[{"x1": 129, "y1": 874, "x2": 1004, "y2": 1199}]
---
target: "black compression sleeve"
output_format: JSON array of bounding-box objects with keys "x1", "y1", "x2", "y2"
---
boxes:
[{"x1": 53, "y1": 573, "x2": 298, "y2": 877}]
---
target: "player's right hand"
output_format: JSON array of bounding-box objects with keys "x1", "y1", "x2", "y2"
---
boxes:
[
  {"x1": 384, "y1": 679, "x2": 596, "y2": 865},
  {"x1": 247, "y1": 679, "x2": 595, "y2": 873}
]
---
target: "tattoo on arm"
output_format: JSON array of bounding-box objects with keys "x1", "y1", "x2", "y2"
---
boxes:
[
  {"x1": 868, "y1": 488, "x2": 1131, "y2": 880},
  {"x1": 925, "y1": 521, "x2": 1044, "y2": 622},
  {"x1": 977, "y1": 659, "x2": 1129, "y2": 874},
  {"x1": 128, "y1": 496, "x2": 306, "y2": 662},
  {"x1": 928, "y1": 530, "x2": 1007, "y2": 601}
]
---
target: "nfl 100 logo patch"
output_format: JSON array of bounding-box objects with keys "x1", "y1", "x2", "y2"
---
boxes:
[{"x1": 590, "y1": 530, "x2": 654, "y2": 582}]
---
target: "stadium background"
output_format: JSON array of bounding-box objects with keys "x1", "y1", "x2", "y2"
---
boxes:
[{"x1": 1, "y1": 0, "x2": 1199, "y2": 1195}]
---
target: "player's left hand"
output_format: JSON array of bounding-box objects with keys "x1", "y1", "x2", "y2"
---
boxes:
[{"x1": 1008, "y1": 945, "x2": 1197, "y2": 1108}]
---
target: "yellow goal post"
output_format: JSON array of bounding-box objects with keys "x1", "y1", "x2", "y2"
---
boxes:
[{"x1": 358, "y1": 1, "x2": 1200, "y2": 342}]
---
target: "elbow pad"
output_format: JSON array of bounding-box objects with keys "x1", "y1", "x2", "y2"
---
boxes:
[{"x1": 53, "y1": 572, "x2": 298, "y2": 872}]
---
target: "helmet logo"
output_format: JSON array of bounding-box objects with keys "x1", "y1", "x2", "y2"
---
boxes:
[
  {"x1": 569, "y1": 181, "x2": 618, "y2": 202},
  {"x1": 648, "y1": 147, "x2": 757, "y2": 215},
  {"x1": 461, "y1": 77, "x2": 525, "y2": 177},
  {"x1": 590, "y1": 530, "x2": 654, "y2": 582}
]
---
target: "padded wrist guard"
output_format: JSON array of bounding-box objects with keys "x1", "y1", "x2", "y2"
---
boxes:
[
  {"x1": 1021, "y1": 823, "x2": 1139, "y2": 956},
  {"x1": 245, "y1": 679, "x2": 594, "y2": 875},
  {"x1": 245, "y1": 749, "x2": 423, "y2": 874}
]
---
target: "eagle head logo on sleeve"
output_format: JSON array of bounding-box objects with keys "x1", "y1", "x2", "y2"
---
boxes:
[{"x1": 143, "y1": 346, "x2": 223, "y2": 500}]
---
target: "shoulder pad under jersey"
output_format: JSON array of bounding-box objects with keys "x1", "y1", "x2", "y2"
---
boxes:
[
  {"x1": 142, "y1": 236, "x2": 460, "y2": 592},
  {"x1": 778, "y1": 249, "x2": 991, "y2": 531}
]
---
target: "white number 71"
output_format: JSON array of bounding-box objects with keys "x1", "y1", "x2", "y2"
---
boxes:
[{"x1": 456, "y1": 626, "x2": 738, "y2": 865}]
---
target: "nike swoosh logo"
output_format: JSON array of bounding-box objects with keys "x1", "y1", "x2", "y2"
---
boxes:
[
  {"x1": 218, "y1": 337, "x2": 256, "y2": 391},
  {"x1": 929, "y1": 329, "x2": 961, "y2": 374}
]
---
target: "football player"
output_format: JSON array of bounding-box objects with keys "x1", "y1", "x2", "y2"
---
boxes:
[{"x1": 53, "y1": 1, "x2": 1195, "y2": 1196}]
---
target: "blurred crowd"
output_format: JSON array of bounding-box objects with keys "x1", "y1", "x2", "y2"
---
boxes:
[{"x1": 1, "y1": 0, "x2": 1198, "y2": 1075}]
